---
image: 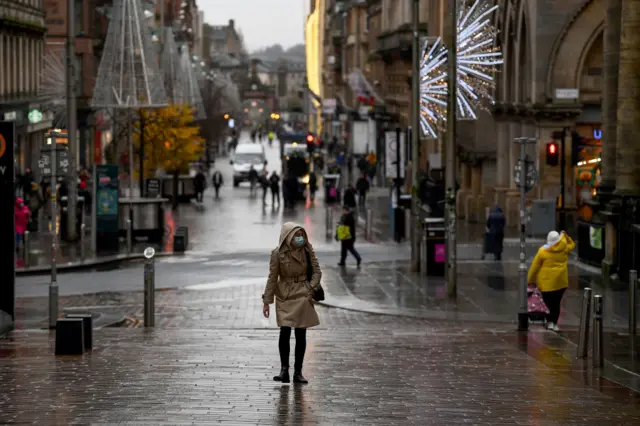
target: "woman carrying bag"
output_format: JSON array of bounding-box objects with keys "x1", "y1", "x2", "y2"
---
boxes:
[
  {"x1": 262, "y1": 222, "x2": 324, "y2": 384},
  {"x1": 527, "y1": 230, "x2": 575, "y2": 331}
]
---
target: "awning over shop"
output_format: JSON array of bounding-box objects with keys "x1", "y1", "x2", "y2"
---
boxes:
[{"x1": 347, "y1": 69, "x2": 384, "y2": 104}]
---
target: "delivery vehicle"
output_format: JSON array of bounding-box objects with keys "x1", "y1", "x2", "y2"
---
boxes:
[
  {"x1": 230, "y1": 143, "x2": 267, "y2": 187},
  {"x1": 282, "y1": 142, "x2": 310, "y2": 200}
]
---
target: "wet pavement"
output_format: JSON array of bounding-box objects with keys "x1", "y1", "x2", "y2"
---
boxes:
[
  {"x1": 5, "y1": 134, "x2": 640, "y2": 422},
  {"x1": 2, "y1": 314, "x2": 640, "y2": 424}
]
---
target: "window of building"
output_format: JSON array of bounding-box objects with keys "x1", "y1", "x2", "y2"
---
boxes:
[
  {"x1": 75, "y1": 0, "x2": 83, "y2": 35},
  {"x1": 75, "y1": 54, "x2": 84, "y2": 95}
]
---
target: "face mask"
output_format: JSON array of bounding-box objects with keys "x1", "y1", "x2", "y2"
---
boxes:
[{"x1": 294, "y1": 236, "x2": 305, "y2": 247}]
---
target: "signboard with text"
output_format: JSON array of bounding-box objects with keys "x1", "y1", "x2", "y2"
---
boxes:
[
  {"x1": 0, "y1": 121, "x2": 15, "y2": 323},
  {"x1": 95, "y1": 164, "x2": 120, "y2": 253},
  {"x1": 385, "y1": 131, "x2": 405, "y2": 179},
  {"x1": 38, "y1": 148, "x2": 70, "y2": 177}
]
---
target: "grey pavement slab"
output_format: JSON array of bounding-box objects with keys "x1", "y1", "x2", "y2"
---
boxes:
[{"x1": 1, "y1": 324, "x2": 639, "y2": 425}]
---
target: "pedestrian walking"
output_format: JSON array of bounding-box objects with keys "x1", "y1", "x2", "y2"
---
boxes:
[
  {"x1": 336, "y1": 205, "x2": 361, "y2": 267},
  {"x1": 527, "y1": 230, "x2": 576, "y2": 332},
  {"x1": 269, "y1": 171, "x2": 281, "y2": 206},
  {"x1": 211, "y1": 169, "x2": 223, "y2": 198},
  {"x1": 248, "y1": 165, "x2": 259, "y2": 196},
  {"x1": 308, "y1": 171, "x2": 318, "y2": 204},
  {"x1": 343, "y1": 183, "x2": 357, "y2": 210},
  {"x1": 15, "y1": 197, "x2": 31, "y2": 253},
  {"x1": 483, "y1": 205, "x2": 505, "y2": 260},
  {"x1": 356, "y1": 173, "x2": 370, "y2": 210},
  {"x1": 262, "y1": 222, "x2": 322, "y2": 384},
  {"x1": 194, "y1": 168, "x2": 206, "y2": 203},
  {"x1": 261, "y1": 169, "x2": 270, "y2": 206}
]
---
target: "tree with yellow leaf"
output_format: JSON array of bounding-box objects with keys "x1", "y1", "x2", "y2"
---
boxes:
[{"x1": 134, "y1": 102, "x2": 204, "y2": 208}]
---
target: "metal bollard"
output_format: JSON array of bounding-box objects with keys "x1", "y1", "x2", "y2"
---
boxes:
[
  {"x1": 592, "y1": 295, "x2": 604, "y2": 368},
  {"x1": 143, "y1": 247, "x2": 156, "y2": 327},
  {"x1": 365, "y1": 208, "x2": 373, "y2": 240},
  {"x1": 23, "y1": 230, "x2": 30, "y2": 268},
  {"x1": 325, "y1": 207, "x2": 334, "y2": 238},
  {"x1": 404, "y1": 208, "x2": 411, "y2": 242},
  {"x1": 126, "y1": 219, "x2": 132, "y2": 254},
  {"x1": 577, "y1": 287, "x2": 592, "y2": 358},
  {"x1": 629, "y1": 270, "x2": 637, "y2": 336},
  {"x1": 80, "y1": 223, "x2": 86, "y2": 261},
  {"x1": 420, "y1": 231, "x2": 427, "y2": 277}
]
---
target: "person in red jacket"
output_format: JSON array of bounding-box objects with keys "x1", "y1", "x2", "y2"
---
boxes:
[{"x1": 14, "y1": 197, "x2": 31, "y2": 252}]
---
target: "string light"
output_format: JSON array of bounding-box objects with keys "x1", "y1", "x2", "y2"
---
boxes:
[{"x1": 420, "y1": 0, "x2": 503, "y2": 137}]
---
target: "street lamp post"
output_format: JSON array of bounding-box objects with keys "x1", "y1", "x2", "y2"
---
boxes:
[
  {"x1": 66, "y1": 0, "x2": 78, "y2": 240},
  {"x1": 410, "y1": 0, "x2": 420, "y2": 272},
  {"x1": 445, "y1": 0, "x2": 458, "y2": 298}
]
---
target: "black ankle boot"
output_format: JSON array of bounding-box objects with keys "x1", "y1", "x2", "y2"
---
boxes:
[
  {"x1": 273, "y1": 367, "x2": 290, "y2": 383},
  {"x1": 293, "y1": 370, "x2": 308, "y2": 384}
]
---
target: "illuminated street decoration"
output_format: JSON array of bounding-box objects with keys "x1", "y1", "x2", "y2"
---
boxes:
[{"x1": 419, "y1": 0, "x2": 503, "y2": 137}]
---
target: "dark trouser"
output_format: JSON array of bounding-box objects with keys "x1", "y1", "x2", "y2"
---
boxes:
[
  {"x1": 340, "y1": 239, "x2": 361, "y2": 264},
  {"x1": 196, "y1": 189, "x2": 204, "y2": 202},
  {"x1": 358, "y1": 193, "x2": 366, "y2": 209},
  {"x1": 214, "y1": 185, "x2": 220, "y2": 198},
  {"x1": 279, "y1": 327, "x2": 307, "y2": 371},
  {"x1": 271, "y1": 189, "x2": 280, "y2": 205},
  {"x1": 541, "y1": 288, "x2": 566, "y2": 324},
  {"x1": 262, "y1": 187, "x2": 268, "y2": 204}
]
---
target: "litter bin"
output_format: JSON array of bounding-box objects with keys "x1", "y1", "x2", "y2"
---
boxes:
[{"x1": 423, "y1": 218, "x2": 445, "y2": 276}]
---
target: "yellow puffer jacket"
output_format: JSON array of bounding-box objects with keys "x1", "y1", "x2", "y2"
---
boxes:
[{"x1": 527, "y1": 234, "x2": 576, "y2": 293}]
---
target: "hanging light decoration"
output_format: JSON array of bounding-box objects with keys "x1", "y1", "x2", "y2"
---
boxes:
[{"x1": 419, "y1": 0, "x2": 503, "y2": 137}]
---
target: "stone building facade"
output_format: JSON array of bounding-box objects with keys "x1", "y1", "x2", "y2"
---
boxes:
[{"x1": 0, "y1": 0, "x2": 52, "y2": 173}]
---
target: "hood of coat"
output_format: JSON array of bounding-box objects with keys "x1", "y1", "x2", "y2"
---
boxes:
[
  {"x1": 542, "y1": 234, "x2": 569, "y2": 252},
  {"x1": 278, "y1": 222, "x2": 308, "y2": 252}
]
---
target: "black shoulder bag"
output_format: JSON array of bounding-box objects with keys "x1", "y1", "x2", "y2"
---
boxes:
[{"x1": 305, "y1": 250, "x2": 325, "y2": 302}]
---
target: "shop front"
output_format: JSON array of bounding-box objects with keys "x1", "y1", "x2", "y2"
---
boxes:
[
  {"x1": 0, "y1": 102, "x2": 52, "y2": 177},
  {"x1": 574, "y1": 117, "x2": 602, "y2": 222}
]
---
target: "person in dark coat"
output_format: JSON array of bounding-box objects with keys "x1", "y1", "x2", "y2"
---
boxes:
[
  {"x1": 261, "y1": 169, "x2": 270, "y2": 206},
  {"x1": 484, "y1": 205, "x2": 506, "y2": 260},
  {"x1": 308, "y1": 172, "x2": 318, "y2": 203},
  {"x1": 194, "y1": 169, "x2": 206, "y2": 203},
  {"x1": 343, "y1": 183, "x2": 357, "y2": 209},
  {"x1": 248, "y1": 166, "x2": 259, "y2": 196},
  {"x1": 211, "y1": 169, "x2": 223, "y2": 198},
  {"x1": 337, "y1": 205, "x2": 361, "y2": 267},
  {"x1": 269, "y1": 171, "x2": 280, "y2": 206},
  {"x1": 355, "y1": 173, "x2": 370, "y2": 209}
]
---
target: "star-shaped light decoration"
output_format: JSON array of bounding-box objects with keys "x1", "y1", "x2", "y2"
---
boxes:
[{"x1": 419, "y1": 0, "x2": 503, "y2": 137}]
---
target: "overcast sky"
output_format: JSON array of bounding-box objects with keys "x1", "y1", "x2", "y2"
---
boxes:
[{"x1": 200, "y1": 0, "x2": 309, "y2": 52}]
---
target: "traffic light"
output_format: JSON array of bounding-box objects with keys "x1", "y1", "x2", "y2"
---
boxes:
[
  {"x1": 223, "y1": 114, "x2": 229, "y2": 120},
  {"x1": 306, "y1": 133, "x2": 315, "y2": 154},
  {"x1": 546, "y1": 142, "x2": 559, "y2": 166}
]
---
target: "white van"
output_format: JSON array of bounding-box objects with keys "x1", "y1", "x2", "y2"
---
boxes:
[{"x1": 230, "y1": 143, "x2": 267, "y2": 187}]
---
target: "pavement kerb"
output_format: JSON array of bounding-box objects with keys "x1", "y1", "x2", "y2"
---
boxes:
[{"x1": 16, "y1": 251, "x2": 178, "y2": 276}]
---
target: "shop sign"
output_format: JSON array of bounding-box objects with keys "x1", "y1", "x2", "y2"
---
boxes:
[
  {"x1": 28, "y1": 109, "x2": 43, "y2": 124},
  {"x1": 3, "y1": 111, "x2": 17, "y2": 121},
  {"x1": 593, "y1": 129, "x2": 602, "y2": 140}
]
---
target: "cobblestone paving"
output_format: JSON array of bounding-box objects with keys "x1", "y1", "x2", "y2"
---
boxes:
[{"x1": 1, "y1": 323, "x2": 640, "y2": 425}]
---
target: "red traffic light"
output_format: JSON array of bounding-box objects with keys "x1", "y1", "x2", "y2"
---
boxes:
[
  {"x1": 306, "y1": 134, "x2": 314, "y2": 143},
  {"x1": 546, "y1": 142, "x2": 559, "y2": 166}
]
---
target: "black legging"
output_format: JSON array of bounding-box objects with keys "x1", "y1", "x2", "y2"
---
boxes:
[
  {"x1": 541, "y1": 288, "x2": 566, "y2": 324},
  {"x1": 279, "y1": 327, "x2": 307, "y2": 371}
]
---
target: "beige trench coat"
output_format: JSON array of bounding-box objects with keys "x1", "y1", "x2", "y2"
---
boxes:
[{"x1": 262, "y1": 222, "x2": 322, "y2": 329}]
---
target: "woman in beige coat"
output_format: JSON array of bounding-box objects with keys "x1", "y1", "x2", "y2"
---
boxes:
[{"x1": 262, "y1": 222, "x2": 322, "y2": 384}]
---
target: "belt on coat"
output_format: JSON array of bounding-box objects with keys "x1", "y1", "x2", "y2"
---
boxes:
[{"x1": 284, "y1": 274, "x2": 307, "y2": 283}]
